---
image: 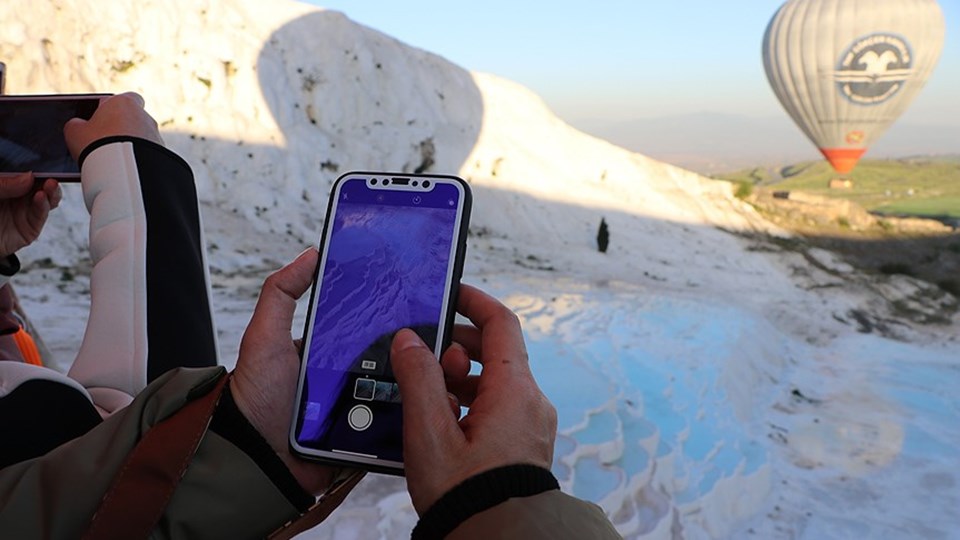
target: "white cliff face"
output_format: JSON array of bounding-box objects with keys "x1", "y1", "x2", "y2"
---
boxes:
[
  {"x1": 2, "y1": 1, "x2": 958, "y2": 539},
  {"x1": 3, "y1": 0, "x2": 481, "y2": 265},
  {"x1": 0, "y1": 0, "x2": 770, "y2": 272}
]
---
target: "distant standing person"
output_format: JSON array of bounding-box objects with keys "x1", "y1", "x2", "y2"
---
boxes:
[{"x1": 597, "y1": 217, "x2": 610, "y2": 253}]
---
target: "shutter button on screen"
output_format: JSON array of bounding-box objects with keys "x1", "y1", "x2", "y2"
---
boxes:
[{"x1": 348, "y1": 405, "x2": 373, "y2": 431}]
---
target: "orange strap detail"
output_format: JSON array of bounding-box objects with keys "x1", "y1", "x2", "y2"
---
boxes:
[{"x1": 12, "y1": 327, "x2": 42, "y2": 366}]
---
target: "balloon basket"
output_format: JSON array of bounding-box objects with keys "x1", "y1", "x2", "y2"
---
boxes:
[{"x1": 828, "y1": 178, "x2": 854, "y2": 190}]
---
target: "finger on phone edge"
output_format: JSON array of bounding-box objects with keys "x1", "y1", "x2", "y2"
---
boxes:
[
  {"x1": 248, "y1": 248, "x2": 317, "y2": 336},
  {"x1": 444, "y1": 375, "x2": 479, "y2": 408},
  {"x1": 440, "y1": 342, "x2": 471, "y2": 380},
  {"x1": 456, "y1": 284, "x2": 529, "y2": 373},
  {"x1": 451, "y1": 323, "x2": 482, "y2": 357},
  {"x1": 392, "y1": 329, "x2": 462, "y2": 439},
  {"x1": 0, "y1": 172, "x2": 35, "y2": 198}
]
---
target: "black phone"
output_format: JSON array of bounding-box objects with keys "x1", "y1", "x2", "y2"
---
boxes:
[
  {"x1": 0, "y1": 94, "x2": 108, "y2": 181},
  {"x1": 290, "y1": 171, "x2": 472, "y2": 474}
]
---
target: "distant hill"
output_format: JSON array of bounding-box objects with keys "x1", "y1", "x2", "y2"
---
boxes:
[
  {"x1": 716, "y1": 158, "x2": 960, "y2": 220},
  {"x1": 580, "y1": 112, "x2": 960, "y2": 175}
]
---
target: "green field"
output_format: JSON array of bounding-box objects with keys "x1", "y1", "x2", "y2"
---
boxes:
[{"x1": 716, "y1": 156, "x2": 960, "y2": 219}]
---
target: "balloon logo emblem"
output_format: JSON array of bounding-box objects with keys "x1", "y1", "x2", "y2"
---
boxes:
[{"x1": 835, "y1": 34, "x2": 913, "y2": 105}]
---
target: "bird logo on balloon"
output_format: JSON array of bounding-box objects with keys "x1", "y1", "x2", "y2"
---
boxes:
[{"x1": 833, "y1": 34, "x2": 913, "y2": 105}]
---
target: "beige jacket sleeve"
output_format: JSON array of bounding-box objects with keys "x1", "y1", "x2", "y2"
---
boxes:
[
  {"x1": 0, "y1": 367, "x2": 301, "y2": 539},
  {"x1": 449, "y1": 490, "x2": 622, "y2": 539}
]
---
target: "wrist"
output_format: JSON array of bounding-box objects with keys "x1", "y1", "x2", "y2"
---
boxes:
[
  {"x1": 225, "y1": 374, "x2": 338, "y2": 495},
  {"x1": 413, "y1": 464, "x2": 560, "y2": 539},
  {"x1": 209, "y1": 382, "x2": 315, "y2": 512}
]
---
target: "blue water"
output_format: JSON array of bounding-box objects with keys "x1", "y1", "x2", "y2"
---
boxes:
[
  {"x1": 523, "y1": 293, "x2": 775, "y2": 503},
  {"x1": 572, "y1": 456, "x2": 623, "y2": 502},
  {"x1": 481, "y1": 282, "x2": 960, "y2": 538},
  {"x1": 837, "y1": 337, "x2": 960, "y2": 463}
]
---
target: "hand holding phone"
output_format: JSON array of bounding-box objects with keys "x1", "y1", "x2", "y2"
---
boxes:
[
  {"x1": 230, "y1": 247, "x2": 343, "y2": 495},
  {"x1": 0, "y1": 172, "x2": 62, "y2": 258},
  {"x1": 290, "y1": 172, "x2": 472, "y2": 474},
  {"x1": 0, "y1": 93, "x2": 107, "y2": 181},
  {"x1": 62, "y1": 92, "x2": 162, "y2": 160}
]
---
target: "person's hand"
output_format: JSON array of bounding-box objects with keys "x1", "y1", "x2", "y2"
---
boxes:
[
  {"x1": 391, "y1": 284, "x2": 558, "y2": 514},
  {"x1": 63, "y1": 92, "x2": 163, "y2": 160},
  {"x1": 229, "y1": 247, "x2": 342, "y2": 495},
  {"x1": 0, "y1": 173, "x2": 62, "y2": 258}
]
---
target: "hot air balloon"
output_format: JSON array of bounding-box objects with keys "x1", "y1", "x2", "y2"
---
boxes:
[{"x1": 762, "y1": 0, "x2": 945, "y2": 177}]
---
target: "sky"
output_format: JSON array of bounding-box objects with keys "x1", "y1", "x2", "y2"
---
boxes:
[{"x1": 300, "y1": 0, "x2": 958, "y2": 135}]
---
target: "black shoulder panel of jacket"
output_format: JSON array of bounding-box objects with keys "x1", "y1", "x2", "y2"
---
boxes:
[
  {"x1": 0, "y1": 379, "x2": 102, "y2": 468},
  {"x1": 127, "y1": 138, "x2": 218, "y2": 381}
]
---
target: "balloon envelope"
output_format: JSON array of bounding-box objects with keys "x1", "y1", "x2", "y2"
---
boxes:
[{"x1": 762, "y1": 0, "x2": 945, "y2": 174}]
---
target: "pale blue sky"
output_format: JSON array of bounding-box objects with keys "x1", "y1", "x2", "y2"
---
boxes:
[{"x1": 301, "y1": 1, "x2": 957, "y2": 132}]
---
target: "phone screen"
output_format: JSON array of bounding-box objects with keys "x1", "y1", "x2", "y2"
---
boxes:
[
  {"x1": 0, "y1": 96, "x2": 102, "y2": 178},
  {"x1": 292, "y1": 174, "x2": 469, "y2": 470}
]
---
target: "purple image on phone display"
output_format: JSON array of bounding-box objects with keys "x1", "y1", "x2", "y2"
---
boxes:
[{"x1": 295, "y1": 178, "x2": 462, "y2": 464}]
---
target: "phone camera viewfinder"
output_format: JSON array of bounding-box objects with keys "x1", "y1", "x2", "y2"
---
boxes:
[
  {"x1": 412, "y1": 180, "x2": 419, "y2": 187},
  {"x1": 423, "y1": 180, "x2": 431, "y2": 188},
  {"x1": 370, "y1": 178, "x2": 378, "y2": 185},
  {"x1": 383, "y1": 179, "x2": 390, "y2": 185}
]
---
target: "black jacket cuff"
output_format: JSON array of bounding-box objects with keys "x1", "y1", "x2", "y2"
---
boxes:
[
  {"x1": 412, "y1": 464, "x2": 560, "y2": 539},
  {"x1": 0, "y1": 254, "x2": 20, "y2": 277},
  {"x1": 209, "y1": 383, "x2": 314, "y2": 513},
  {"x1": 77, "y1": 135, "x2": 193, "y2": 175}
]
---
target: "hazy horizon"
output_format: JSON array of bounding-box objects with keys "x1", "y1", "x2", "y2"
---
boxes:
[{"x1": 577, "y1": 111, "x2": 960, "y2": 174}]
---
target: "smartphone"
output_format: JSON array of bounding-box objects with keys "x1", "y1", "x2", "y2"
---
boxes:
[
  {"x1": 0, "y1": 94, "x2": 108, "y2": 181},
  {"x1": 290, "y1": 171, "x2": 472, "y2": 474}
]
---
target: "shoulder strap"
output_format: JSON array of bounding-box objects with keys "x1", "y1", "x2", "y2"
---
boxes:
[
  {"x1": 82, "y1": 372, "x2": 365, "y2": 539},
  {"x1": 83, "y1": 373, "x2": 229, "y2": 539}
]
